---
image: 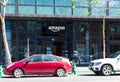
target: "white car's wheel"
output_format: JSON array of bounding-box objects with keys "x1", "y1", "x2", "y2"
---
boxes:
[
  {"x1": 56, "y1": 68, "x2": 65, "y2": 77},
  {"x1": 101, "y1": 65, "x2": 112, "y2": 76},
  {"x1": 13, "y1": 68, "x2": 23, "y2": 78}
]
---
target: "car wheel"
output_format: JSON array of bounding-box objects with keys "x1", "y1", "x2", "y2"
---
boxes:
[
  {"x1": 56, "y1": 68, "x2": 65, "y2": 77},
  {"x1": 13, "y1": 68, "x2": 23, "y2": 78},
  {"x1": 101, "y1": 65, "x2": 112, "y2": 76}
]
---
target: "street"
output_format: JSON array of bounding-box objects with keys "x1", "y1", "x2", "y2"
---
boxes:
[{"x1": 1, "y1": 72, "x2": 120, "y2": 82}]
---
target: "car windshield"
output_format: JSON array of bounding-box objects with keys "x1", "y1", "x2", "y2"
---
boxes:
[{"x1": 109, "y1": 51, "x2": 120, "y2": 58}]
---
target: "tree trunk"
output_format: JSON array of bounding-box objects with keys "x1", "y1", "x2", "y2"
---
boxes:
[
  {"x1": 102, "y1": 18, "x2": 106, "y2": 59},
  {"x1": 0, "y1": 4, "x2": 12, "y2": 64}
]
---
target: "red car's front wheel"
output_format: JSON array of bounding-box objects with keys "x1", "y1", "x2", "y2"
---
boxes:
[{"x1": 13, "y1": 68, "x2": 23, "y2": 78}]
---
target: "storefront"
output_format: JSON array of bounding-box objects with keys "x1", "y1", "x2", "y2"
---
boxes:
[{"x1": 1, "y1": 16, "x2": 120, "y2": 66}]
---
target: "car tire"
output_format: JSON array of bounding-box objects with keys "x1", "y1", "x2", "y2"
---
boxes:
[
  {"x1": 13, "y1": 68, "x2": 23, "y2": 78},
  {"x1": 101, "y1": 65, "x2": 112, "y2": 76},
  {"x1": 56, "y1": 68, "x2": 65, "y2": 77}
]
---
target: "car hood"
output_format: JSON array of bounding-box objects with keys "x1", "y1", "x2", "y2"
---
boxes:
[{"x1": 91, "y1": 58, "x2": 115, "y2": 63}]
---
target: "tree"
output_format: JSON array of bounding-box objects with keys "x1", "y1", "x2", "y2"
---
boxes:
[
  {"x1": 72, "y1": 0, "x2": 107, "y2": 59},
  {"x1": 0, "y1": 0, "x2": 12, "y2": 64}
]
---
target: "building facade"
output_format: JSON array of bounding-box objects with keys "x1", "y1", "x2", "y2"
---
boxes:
[{"x1": 1, "y1": 0, "x2": 120, "y2": 65}]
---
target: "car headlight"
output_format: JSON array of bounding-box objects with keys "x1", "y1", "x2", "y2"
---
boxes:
[{"x1": 95, "y1": 62, "x2": 102, "y2": 66}]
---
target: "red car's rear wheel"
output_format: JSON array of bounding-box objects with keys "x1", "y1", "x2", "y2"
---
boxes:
[{"x1": 56, "y1": 68, "x2": 65, "y2": 77}]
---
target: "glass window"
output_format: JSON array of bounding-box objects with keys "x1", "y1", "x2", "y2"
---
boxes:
[
  {"x1": 73, "y1": 0, "x2": 89, "y2": 6},
  {"x1": 18, "y1": 6, "x2": 35, "y2": 14},
  {"x1": 44, "y1": 56, "x2": 57, "y2": 61},
  {"x1": 116, "y1": 24, "x2": 120, "y2": 32},
  {"x1": 6, "y1": 21, "x2": 11, "y2": 30},
  {"x1": 37, "y1": 6, "x2": 54, "y2": 15},
  {"x1": 109, "y1": 8, "x2": 120, "y2": 16},
  {"x1": 91, "y1": 0, "x2": 105, "y2": 7},
  {"x1": 6, "y1": 31, "x2": 11, "y2": 41},
  {"x1": 109, "y1": 0, "x2": 120, "y2": 7},
  {"x1": 55, "y1": 7, "x2": 71, "y2": 15},
  {"x1": 6, "y1": 5, "x2": 15, "y2": 14},
  {"x1": 8, "y1": 0, "x2": 15, "y2": 4},
  {"x1": 37, "y1": 0, "x2": 53, "y2": 5},
  {"x1": 73, "y1": 8, "x2": 89, "y2": 16},
  {"x1": 55, "y1": 0, "x2": 72, "y2": 6},
  {"x1": 18, "y1": 0, "x2": 35, "y2": 5},
  {"x1": 92, "y1": 7, "x2": 104, "y2": 16},
  {"x1": 30, "y1": 56, "x2": 42, "y2": 62},
  {"x1": 73, "y1": 0, "x2": 105, "y2": 7}
]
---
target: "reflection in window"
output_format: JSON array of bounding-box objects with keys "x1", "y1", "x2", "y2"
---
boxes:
[
  {"x1": 109, "y1": 8, "x2": 120, "y2": 16},
  {"x1": 37, "y1": 6, "x2": 54, "y2": 15},
  {"x1": 109, "y1": 0, "x2": 120, "y2": 7},
  {"x1": 18, "y1": 0, "x2": 35, "y2": 5},
  {"x1": 73, "y1": 0, "x2": 89, "y2": 6},
  {"x1": 116, "y1": 24, "x2": 120, "y2": 32},
  {"x1": 55, "y1": 7, "x2": 71, "y2": 15},
  {"x1": 92, "y1": 7, "x2": 104, "y2": 16},
  {"x1": 91, "y1": 0, "x2": 105, "y2": 7},
  {"x1": 44, "y1": 56, "x2": 57, "y2": 61},
  {"x1": 8, "y1": 0, "x2": 15, "y2": 4},
  {"x1": 37, "y1": 0, "x2": 53, "y2": 5},
  {"x1": 73, "y1": 8, "x2": 88, "y2": 16},
  {"x1": 6, "y1": 5, "x2": 15, "y2": 14},
  {"x1": 18, "y1": 6, "x2": 35, "y2": 14},
  {"x1": 55, "y1": 0, "x2": 72, "y2": 6},
  {"x1": 30, "y1": 56, "x2": 42, "y2": 62}
]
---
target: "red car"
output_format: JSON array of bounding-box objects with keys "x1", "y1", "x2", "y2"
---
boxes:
[{"x1": 3, "y1": 54, "x2": 72, "y2": 78}]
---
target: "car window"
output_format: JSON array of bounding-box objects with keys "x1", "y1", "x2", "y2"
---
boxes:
[
  {"x1": 109, "y1": 51, "x2": 120, "y2": 58},
  {"x1": 44, "y1": 55, "x2": 57, "y2": 62},
  {"x1": 30, "y1": 56, "x2": 42, "y2": 62}
]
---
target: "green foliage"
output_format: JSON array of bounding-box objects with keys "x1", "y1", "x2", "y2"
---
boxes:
[
  {"x1": 78, "y1": 22, "x2": 90, "y2": 32},
  {"x1": 71, "y1": 0, "x2": 102, "y2": 16},
  {"x1": 90, "y1": 0, "x2": 102, "y2": 5}
]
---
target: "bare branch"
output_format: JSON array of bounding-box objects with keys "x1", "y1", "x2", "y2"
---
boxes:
[
  {"x1": 0, "y1": 0, "x2": 8, "y2": 6},
  {"x1": 5, "y1": 0, "x2": 9, "y2": 4},
  {"x1": 0, "y1": 1, "x2": 4, "y2": 5}
]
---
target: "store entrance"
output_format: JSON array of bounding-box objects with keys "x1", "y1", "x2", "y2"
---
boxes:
[
  {"x1": 44, "y1": 41, "x2": 63, "y2": 56},
  {"x1": 53, "y1": 41, "x2": 63, "y2": 56}
]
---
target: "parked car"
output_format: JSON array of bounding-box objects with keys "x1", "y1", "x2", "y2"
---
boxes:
[
  {"x1": 3, "y1": 54, "x2": 72, "y2": 78},
  {"x1": 89, "y1": 51, "x2": 120, "y2": 76}
]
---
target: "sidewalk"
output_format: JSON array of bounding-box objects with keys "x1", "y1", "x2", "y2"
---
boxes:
[{"x1": 76, "y1": 66, "x2": 93, "y2": 74}]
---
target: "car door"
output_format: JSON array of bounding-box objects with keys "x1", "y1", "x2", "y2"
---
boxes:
[
  {"x1": 42, "y1": 55, "x2": 58, "y2": 74},
  {"x1": 23, "y1": 55, "x2": 43, "y2": 74}
]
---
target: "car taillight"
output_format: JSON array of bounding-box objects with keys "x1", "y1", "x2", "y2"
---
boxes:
[{"x1": 63, "y1": 58, "x2": 72, "y2": 66}]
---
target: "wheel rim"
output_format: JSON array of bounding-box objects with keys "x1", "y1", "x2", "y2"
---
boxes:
[
  {"x1": 14, "y1": 69, "x2": 23, "y2": 78},
  {"x1": 102, "y1": 65, "x2": 112, "y2": 76},
  {"x1": 57, "y1": 68, "x2": 65, "y2": 77}
]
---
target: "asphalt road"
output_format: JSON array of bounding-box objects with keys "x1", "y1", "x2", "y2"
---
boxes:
[{"x1": 1, "y1": 73, "x2": 120, "y2": 82}]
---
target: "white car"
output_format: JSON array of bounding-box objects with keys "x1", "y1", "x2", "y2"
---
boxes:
[{"x1": 89, "y1": 51, "x2": 120, "y2": 76}]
